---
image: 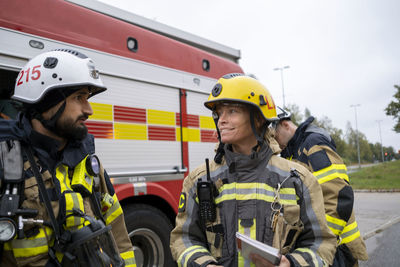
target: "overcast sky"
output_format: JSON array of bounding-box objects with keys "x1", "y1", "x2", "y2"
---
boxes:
[{"x1": 99, "y1": 0, "x2": 399, "y2": 152}]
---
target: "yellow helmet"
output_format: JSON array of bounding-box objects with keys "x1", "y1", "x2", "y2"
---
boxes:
[{"x1": 204, "y1": 73, "x2": 278, "y2": 121}]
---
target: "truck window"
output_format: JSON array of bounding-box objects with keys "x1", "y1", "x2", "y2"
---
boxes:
[{"x1": 0, "y1": 69, "x2": 19, "y2": 119}]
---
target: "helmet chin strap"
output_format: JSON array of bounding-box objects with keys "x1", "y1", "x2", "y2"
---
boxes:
[
  {"x1": 212, "y1": 111, "x2": 225, "y2": 164},
  {"x1": 33, "y1": 101, "x2": 66, "y2": 134},
  {"x1": 249, "y1": 112, "x2": 268, "y2": 153}
]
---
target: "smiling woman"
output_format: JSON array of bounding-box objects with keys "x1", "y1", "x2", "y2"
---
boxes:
[
  {"x1": 214, "y1": 103, "x2": 255, "y2": 154},
  {"x1": 170, "y1": 73, "x2": 337, "y2": 267}
]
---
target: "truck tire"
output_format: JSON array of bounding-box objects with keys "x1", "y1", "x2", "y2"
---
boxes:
[{"x1": 123, "y1": 203, "x2": 177, "y2": 267}]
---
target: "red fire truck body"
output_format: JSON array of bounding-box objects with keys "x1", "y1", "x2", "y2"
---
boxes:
[{"x1": 0, "y1": 0, "x2": 243, "y2": 265}]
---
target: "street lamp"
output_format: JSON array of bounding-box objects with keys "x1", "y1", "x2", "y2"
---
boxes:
[
  {"x1": 273, "y1": 65, "x2": 290, "y2": 108},
  {"x1": 350, "y1": 104, "x2": 361, "y2": 168},
  {"x1": 376, "y1": 120, "x2": 384, "y2": 162}
]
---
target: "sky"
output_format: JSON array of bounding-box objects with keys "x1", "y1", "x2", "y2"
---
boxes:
[{"x1": 99, "y1": 0, "x2": 399, "y2": 152}]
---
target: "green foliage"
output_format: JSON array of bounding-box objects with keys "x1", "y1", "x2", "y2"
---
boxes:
[
  {"x1": 385, "y1": 85, "x2": 400, "y2": 133},
  {"x1": 285, "y1": 103, "x2": 303, "y2": 125},
  {"x1": 349, "y1": 160, "x2": 400, "y2": 189},
  {"x1": 284, "y1": 102, "x2": 399, "y2": 164}
]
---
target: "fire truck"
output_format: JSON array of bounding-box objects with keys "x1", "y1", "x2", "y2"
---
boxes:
[{"x1": 0, "y1": 0, "x2": 243, "y2": 266}]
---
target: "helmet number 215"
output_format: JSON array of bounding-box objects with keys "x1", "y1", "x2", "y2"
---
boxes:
[{"x1": 17, "y1": 65, "x2": 42, "y2": 86}]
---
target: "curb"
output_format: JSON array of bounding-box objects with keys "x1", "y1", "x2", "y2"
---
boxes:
[
  {"x1": 363, "y1": 216, "x2": 400, "y2": 240},
  {"x1": 354, "y1": 189, "x2": 400, "y2": 193}
]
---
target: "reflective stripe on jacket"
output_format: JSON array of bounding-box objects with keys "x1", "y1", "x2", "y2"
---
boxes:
[
  {"x1": 0, "y1": 116, "x2": 135, "y2": 267},
  {"x1": 170, "y1": 137, "x2": 336, "y2": 267},
  {"x1": 281, "y1": 117, "x2": 368, "y2": 261}
]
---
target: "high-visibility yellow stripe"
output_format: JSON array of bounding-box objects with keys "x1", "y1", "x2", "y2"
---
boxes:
[
  {"x1": 89, "y1": 102, "x2": 113, "y2": 121},
  {"x1": 121, "y1": 250, "x2": 136, "y2": 267},
  {"x1": 219, "y1": 182, "x2": 295, "y2": 195},
  {"x1": 147, "y1": 109, "x2": 175, "y2": 126},
  {"x1": 178, "y1": 245, "x2": 209, "y2": 267},
  {"x1": 114, "y1": 123, "x2": 147, "y2": 140},
  {"x1": 10, "y1": 227, "x2": 53, "y2": 257},
  {"x1": 103, "y1": 194, "x2": 123, "y2": 225},
  {"x1": 313, "y1": 164, "x2": 349, "y2": 184},
  {"x1": 295, "y1": 248, "x2": 321, "y2": 267},
  {"x1": 238, "y1": 218, "x2": 256, "y2": 267},
  {"x1": 176, "y1": 127, "x2": 200, "y2": 142},
  {"x1": 199, "y1": 116, "x2": 215, "y2": 129},
  {"x1": 325, "y1": 214, "x2": 346, "y2": 236},
  {"x1": 65, "y1": 192, "x2": 85, "y2": 229},
  {"x1": 215, "y1": 183, "x2": 297, "y2": 205},
  {"x1": 56, "y1": 165, "x2": 72, "y2": 192},
  {"x1": 176, "y1": 127, "x2": 188, "y2": 142},
  {"x1": 188, "y1": 128, "x2": 200, "y2": 142},
  {"x1": 340, "y1": 221, "x2": 361, "y2": 244}
]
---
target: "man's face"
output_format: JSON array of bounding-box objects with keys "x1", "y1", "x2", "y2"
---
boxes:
[
  {"x1": 274, "y1": 120, "x2": 292, "y2": 149},
  {"x1": 55, "y1": 87, "x2": 93, "y2": 141}
]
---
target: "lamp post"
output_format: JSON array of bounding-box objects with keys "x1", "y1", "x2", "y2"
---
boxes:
[
  {"x1": 350, "y1": 104, "x2": 361, "y2": 168},
  {"x1": 273, "y1": 65, "x2": 290, "y2": 108},
  {"x1": 376, "y1": 120, "x2": 384, "y2": 162}
]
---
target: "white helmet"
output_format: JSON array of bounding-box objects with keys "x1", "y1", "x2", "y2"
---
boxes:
[{"x1": 12, "y1": 49, "x2": 106, "y2": 110}]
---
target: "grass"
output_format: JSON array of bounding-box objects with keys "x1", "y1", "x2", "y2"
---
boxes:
[{"x1": 349, "y1": 160, "x2": 400, "y2": 189}]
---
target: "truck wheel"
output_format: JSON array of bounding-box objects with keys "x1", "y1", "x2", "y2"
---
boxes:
[{"x1": 123, "y1": 204, "x2": 177, "y2": 267}]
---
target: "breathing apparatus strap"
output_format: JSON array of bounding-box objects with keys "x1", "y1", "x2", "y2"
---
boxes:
[
  {"x1": 23, "y1": 145, "x2": 61, "y2": 241},
  {"x1": 32, "y1": 101, "x2": 66, "y2": 133},
  {"x1": 90, "y1": 192, "x2": 106, "y2": 225}
]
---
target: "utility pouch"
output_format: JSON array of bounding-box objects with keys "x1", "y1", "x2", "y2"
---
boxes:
[
  {"x1": 204, "y1": 209, "x2": 224, "y2": 259},
  {"x1": 0, "y1": 140, "x2": 24, "y2": 183},
  {"x1": 272, "y1": 204, "x2": 303, "y2": 254},
  {"x1": 71, "y1": 155, "x2": 99, "y2": 197}
]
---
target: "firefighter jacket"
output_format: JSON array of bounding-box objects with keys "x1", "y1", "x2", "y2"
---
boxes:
[
  {"x1": 0, "y1": 115, "x2": 136, "y2": 266},
  {"x1": 281, "y1": 117, "x2": 368, "y2": 263},
  {"x1": 170, "y1": 133, "x2": 337, "y2": 267}
]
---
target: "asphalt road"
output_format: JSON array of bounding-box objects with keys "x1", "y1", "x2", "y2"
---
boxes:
[
  {"x1": 354, "y1": 192, "x2": 400, "y2": 266},
  {"x1": 359, "y1": 222, "x2": 400, "y2": 267}
]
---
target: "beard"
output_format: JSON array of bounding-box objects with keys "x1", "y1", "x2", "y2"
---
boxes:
[{"x1": 55, "y1": 115, "x2": 88, "y2": 141}]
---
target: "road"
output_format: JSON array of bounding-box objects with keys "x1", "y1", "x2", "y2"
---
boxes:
[{"x1": 354, "y1": 192, "x2": 400, "y2": 266}]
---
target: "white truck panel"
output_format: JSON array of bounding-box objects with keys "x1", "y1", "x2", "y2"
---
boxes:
[{"x1": 95, "y1": 139, "x2": 181, "y2": 172}]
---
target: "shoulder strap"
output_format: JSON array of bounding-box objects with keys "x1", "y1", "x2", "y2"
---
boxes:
[{"x1": 23, "y1": 145, "x2": 61, "y2": 241}]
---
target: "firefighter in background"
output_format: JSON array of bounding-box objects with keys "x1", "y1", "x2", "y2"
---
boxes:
[
  {"x1": 170, "y1": 74, "x2": 336, "y2": 267},
  {"x1": 0, "y1": 49, "x2": 136, "y2": 266},
  {"x1": 272, "y1": 109, "x2": 368, "y2": 266}
]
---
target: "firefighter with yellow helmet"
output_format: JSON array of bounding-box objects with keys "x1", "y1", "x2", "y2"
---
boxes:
[
  {"x1": 170, "y1": 74, "x2": 336, "y2": 267},
  {"x1": 0, "y1": 49, "x2": 135, "y2": 266}
]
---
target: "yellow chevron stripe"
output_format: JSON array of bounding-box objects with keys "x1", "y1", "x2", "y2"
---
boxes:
[
  {"x1": 199, "y1": 115, "x2": 215, "y2": 129},
  {"x1": 114, "y1": 123, "x2": 147, "y2": 140},
  {"x1": 176, "y1": 127, "x2": 200, "y2": 142},
  {"x1": 89, "y1": 102, "x2": 113, "y2": 121},
  {"x1": 147, "y1": 109, "x2": 175, "y2": 126}
]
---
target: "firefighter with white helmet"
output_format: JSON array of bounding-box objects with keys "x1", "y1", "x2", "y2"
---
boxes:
[
  {"x1": 170, "y1": 74, "x2": 336, "y2": 267},
  {"x1": 0, "y1": 49, "x2": 136, "y2": 266}
]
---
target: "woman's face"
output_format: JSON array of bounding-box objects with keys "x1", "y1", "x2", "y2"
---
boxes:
[{"x1": 215, "y1": 103, "x2": 257, "y2": 150}]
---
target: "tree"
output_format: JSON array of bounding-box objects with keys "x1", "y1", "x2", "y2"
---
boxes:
[
  {"x1": 285, "y1": 103, "x2": 303, "y2": 125},
  {"x1": 385, "y1": 85, "x2": 400, "y2": 133}
]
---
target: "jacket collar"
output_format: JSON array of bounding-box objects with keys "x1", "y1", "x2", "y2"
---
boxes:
[
  {"x1": 14, "y1": 114, "x2": 95, "y2": 170},
  {"x1": 281, "y1": 116, "x2": 314, "y2": 158},
  {"x1": 224, "y1": 142, "x2": 273, "y2": 173}
]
